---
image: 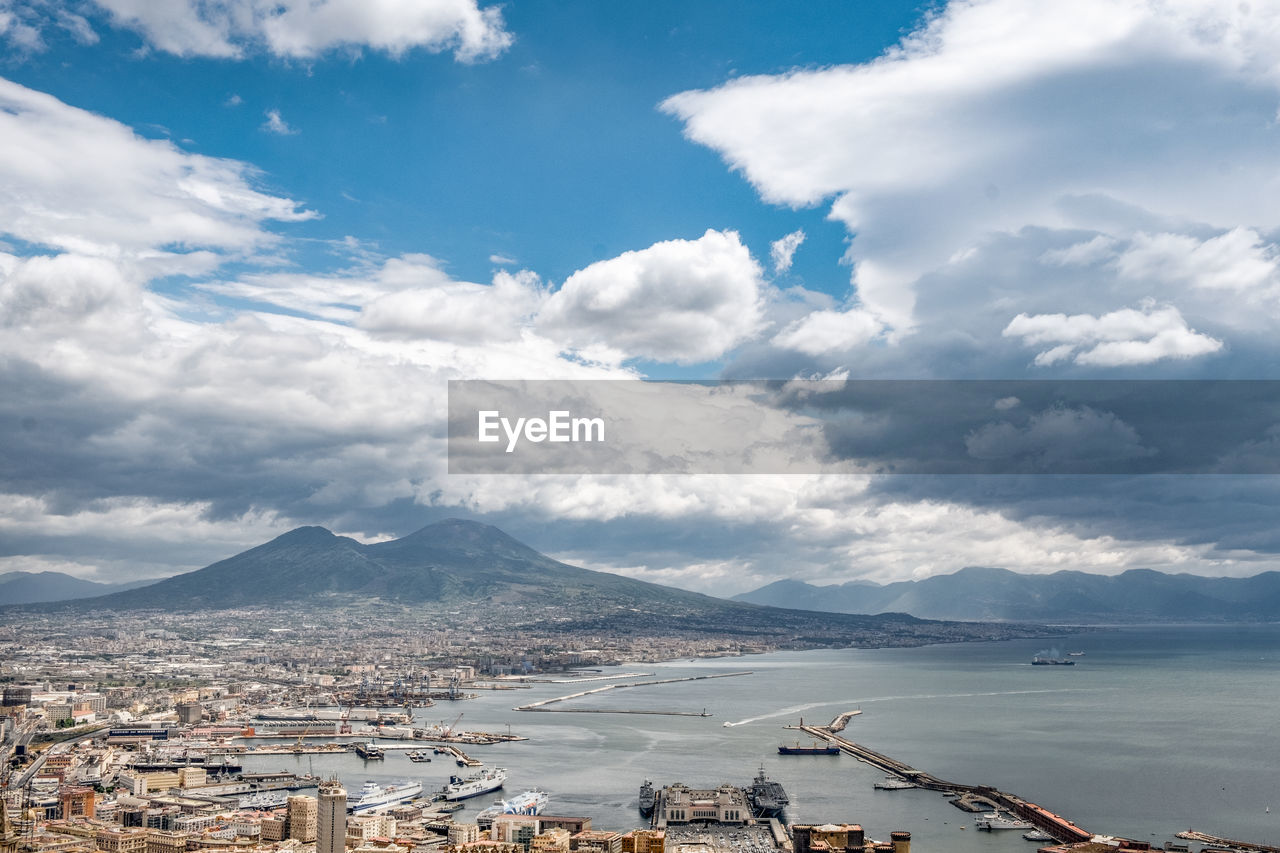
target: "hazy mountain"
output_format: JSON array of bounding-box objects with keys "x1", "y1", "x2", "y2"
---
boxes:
[
  {"x1": 733, "y1": 566, "x2": 1280, "y2": 622},
  {"x1": 0, "y1": 571, "x2": 150, "y2": 605},
  {"x1": 20, "y1": 519, "x2": 1061, "y2": 647}
]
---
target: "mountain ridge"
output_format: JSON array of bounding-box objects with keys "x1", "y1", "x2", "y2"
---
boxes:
[
  {"x1": 733, "y1": 566, "x2": 1280, "y2": 622},
  {"x1": 0, "y1": 571, "x2": 150, "y2": 606},
  {"x1": 12, "y1": 519, "x2": 1067, "y2": 649}
]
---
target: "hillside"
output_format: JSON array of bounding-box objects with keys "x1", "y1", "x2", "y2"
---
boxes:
[
  {"x1": 734, "y1": 567, "x2": 1280, "y2": 622},
  {"x1": 0, "y1": 571, "x2": 146, "y2": 605},
  {"x1": 29, "y1": 519, "x2": 1061, "y2": 647}
]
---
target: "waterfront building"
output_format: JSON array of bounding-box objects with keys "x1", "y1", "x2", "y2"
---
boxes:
[
  {"x1": 791, "y1": 825, "x2": 910, "y2": 853},
  {"x1": 537, "y1": 818, "x2": 591, "y2": 835},
  {"x1": 655, "y1": 786, "x2": 749, "y2": 826},
  {"x1": 318, "y1": 778, "x2": 347, "y2": 853},
  {"x1": 620, "y1": 831, "x2": 664, "y2": 853},
  {"x1": 449, "y1": 824, "x2": 482, "y2": 846},
  {"x1": 350, "y1": 813, "x2": 395, "y2": 842},
  {"x1": 176, "y1": 768, "x2": 205, "y2": 789},
  {"x1": 490, "y1": 816, "x2": 539, "y2": 850},
  {"x1": 530, "y1": 828, "x2": 571, "y2": 853},
  {"x1": 287, "y1": 795, "x2": 317, "y2": 843},
  {"x1": 570, "y1": 831, "x2": 623, "y2": 853}
]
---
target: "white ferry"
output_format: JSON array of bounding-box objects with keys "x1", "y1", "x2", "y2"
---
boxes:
[
  {"x1": 443, "y1": 767, "x2": 507, "y2": 801},
  {"x1": 476, "y1": 789, "x2": 548, "y2": 821},
  {"x1": 349, "y1": 780, "x2": 424, "y2": 813}
]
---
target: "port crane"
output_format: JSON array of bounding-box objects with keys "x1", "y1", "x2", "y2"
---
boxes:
[{"x1": 442, "y1": 713, "x2": 463, "y2": 737}]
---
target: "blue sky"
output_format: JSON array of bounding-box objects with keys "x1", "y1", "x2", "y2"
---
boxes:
[
  {"x1": 6, "y1": 0, "x2": 1280, "y2": 593},
  {"x1": 5, "y1": 1, "x2": 918, "y2": 316}
]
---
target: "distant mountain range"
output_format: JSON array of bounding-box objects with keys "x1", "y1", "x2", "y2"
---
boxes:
[
  {"x1": 12, "y1": 519, "x2": 1057, "y2": 647},
  {"x1": 0, "y1": 571, "x2": 149, "y2": 606},
  {"x1": 733, "y1": 566, "x2": 1280, "y2": 623}
]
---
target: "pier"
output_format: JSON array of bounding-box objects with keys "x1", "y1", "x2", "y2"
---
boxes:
[
  {"x1": 1176, "y1": 829, "x2": 1280, "y2": 852},
  {"x1": 513, "y1": 671, "x2": 752, "y2": 715},
  {"x1": 433, "y1": 744, "x2": 483, "y2": 766},
  {"x1": 795, "y1": 713, "x2": 1093, "y2": 845}
]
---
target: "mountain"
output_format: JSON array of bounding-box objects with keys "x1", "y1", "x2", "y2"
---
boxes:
[
  {"x1": 21, "y1": 519, "x2": 1060, "y2": 647},
  {"x1": 73, "y1": 520, "x2": 725, "y2": 610},
  {"x1": 0, "y1": 571, "x2": 149, "y2": 606},
  {"x1": 733, "y1": 566, "x2": 1280, "y2": 622}
]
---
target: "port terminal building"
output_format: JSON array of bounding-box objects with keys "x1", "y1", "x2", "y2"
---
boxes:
[{"x1": 653, "y1": 786, "x2": 750, "y2": 827}]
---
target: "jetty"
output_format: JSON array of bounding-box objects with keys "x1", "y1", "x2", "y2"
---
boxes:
[
  {"x1": 513, "y1": 671, "x2": 751, "y2": 716},
  {"x1": 794, "y1": 712, "x2": 1092, "y2": 845},
  {"x1": 1176, "y1": 829, "x2": 1280, "y2": 852}
]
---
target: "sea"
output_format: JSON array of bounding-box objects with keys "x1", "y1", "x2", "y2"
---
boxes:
[{"x1": 240, "y1": 625, "x2": 1280, "y2": 852}]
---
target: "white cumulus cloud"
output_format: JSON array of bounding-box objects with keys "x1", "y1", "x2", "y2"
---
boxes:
[
  {"x1": 1003, "y1": 304, "x2": 1223, "y2": 367},
  {"x1": 261, "y1": 108, "x2": 297, "y2": 135},
  {"x1": 537, "y1": 229, "x2": 766, "y2": 365},
  {"x1": 770, "y1": 229, "x2": 805, "y2": 273},
  {"x1": 0, "y1": 76, "x2": 313, "y2": 265},
  {"x1": 663, "y1": 0, "x2": 1280, "y2": 362},
  {"x1": 90, "y1": 0, "x2": 512, "y2": 62}
]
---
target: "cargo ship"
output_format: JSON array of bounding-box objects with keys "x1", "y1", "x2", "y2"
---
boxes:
[
  {"x1": 349, "y1": 780, "x2": 424, "y2": 814},
  {"x1": 778, "y1": 741, "x2": 840, "y2": 755},
  {"x1": 748, "y1": 766, "x2": 789, "y2": 817},
  {"x1": 638, "y1": 780, "x2": 655, "y2": 817},
  {"x1": 476, "y1": 790, "x2": 549, "y2": 823},
  {"x1": 443, "y1": 767, "x2": 507, "y2": 801}
]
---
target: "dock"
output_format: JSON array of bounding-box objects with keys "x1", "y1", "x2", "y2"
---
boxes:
[
  {"x1": 1176, "y1": 829, "x2": 1280, "y2": 852},
  {"x1": 794, "y1": 714, "x2": 1093, "y2": 845},
  {"x1": 432, "y1": 744, "x2": 483, "y2": 767}
]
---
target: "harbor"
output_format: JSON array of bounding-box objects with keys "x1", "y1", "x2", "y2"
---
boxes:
[{"x1": 791, "y1": 711, "x2": 1093, "y2": 845}]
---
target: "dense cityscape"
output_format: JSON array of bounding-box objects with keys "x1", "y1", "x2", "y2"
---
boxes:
[{"x1": 0, "y1": 601, "x2": 1263, "y2": 853}]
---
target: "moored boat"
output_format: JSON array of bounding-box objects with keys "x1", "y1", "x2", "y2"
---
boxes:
[
  {"x1": 349, "y1": 780, "x2": 423, "y2": 813},
  {"x1": 443, "y1": 767, "x2": 507, "y2": 801}
]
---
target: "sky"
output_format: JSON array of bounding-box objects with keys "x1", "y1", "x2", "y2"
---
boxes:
[{"x1": 5, "y1": 0, "x2": 1280, "y2": 594}]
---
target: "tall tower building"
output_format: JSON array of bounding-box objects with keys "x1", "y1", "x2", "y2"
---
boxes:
[
  {"x1": 317, "y1": 778, "x2": 347, "y2": 853},
  {"x1": 287, "y1": 795, "x2": 318, "y2": 843}
]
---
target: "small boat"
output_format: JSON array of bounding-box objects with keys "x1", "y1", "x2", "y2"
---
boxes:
[
  {"x1": 976, "y1": 812, "x2": 1033, "y2": 831},
  {"x1": 1023, "y1": 829, "x2": 1055, "y2": 842},
  {"x1": 1031, "y1": 657, "x2": 1075, "y2": 666},
  {"x1": 407, "y1": 750, "x2": 432, "y2": 762}
]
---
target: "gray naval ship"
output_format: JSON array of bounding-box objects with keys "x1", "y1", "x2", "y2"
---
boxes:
[{"x1": 748, "y1": 766, "x2": 789, "y2": 817}]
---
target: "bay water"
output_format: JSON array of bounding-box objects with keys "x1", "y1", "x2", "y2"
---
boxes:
[{"x1": 241, "y1": 625, "x2": 1280, "y2": 852}]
